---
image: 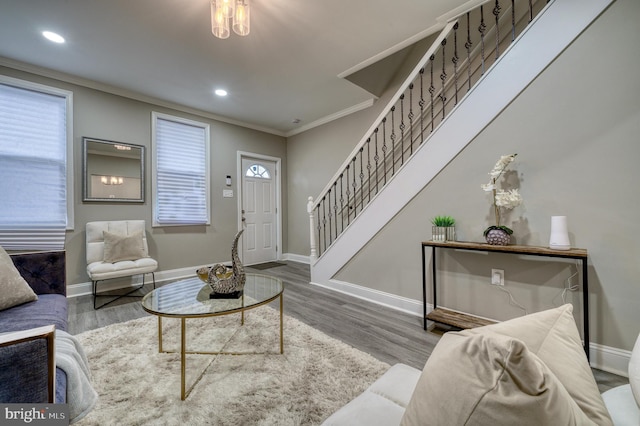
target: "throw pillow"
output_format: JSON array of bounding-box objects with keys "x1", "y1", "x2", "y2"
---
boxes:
[
  {"x1": 0, "y1": 245, "x2": 38, "y2": 311},
  {"x1": 462, "y1": 304, "x2": 612, "y2": 425},
  {"x1": 629, "y1": 333, "x2": 640, "y2": 408},
  {"x1": 102, "y1": 230, "x2": 146, "y2": 263},
  {"x1": 400, "y1": 331, "x2": 595, "y2": 426}
]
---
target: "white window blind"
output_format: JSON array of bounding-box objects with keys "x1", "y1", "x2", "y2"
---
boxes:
[
  {"x1": 0, "y1": 81, "x2": 70, "y2": 250},
  {"x1": 152, "y1": 113, "x2": 210, "y2": 226}
]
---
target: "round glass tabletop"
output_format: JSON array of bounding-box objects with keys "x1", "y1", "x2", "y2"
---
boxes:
[{"x1": 141, "y1": 273, "x2": 283, "y2": 318}]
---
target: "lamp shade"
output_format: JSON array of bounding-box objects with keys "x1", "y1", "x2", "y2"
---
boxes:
[
  {"x1": 233, "y1": 0, "x2": 250, "y2": 36},
  {"x1": 549, "y1": 216, "x2": 571, "y2": 250},
  {"x1": 211, "y1": 1, "x2": 230, "y2": 39}
]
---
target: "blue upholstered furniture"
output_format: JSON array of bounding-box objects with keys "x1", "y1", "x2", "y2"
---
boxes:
[{"x1": 0, "y1": 250, "x2": 67, "y2": 403}]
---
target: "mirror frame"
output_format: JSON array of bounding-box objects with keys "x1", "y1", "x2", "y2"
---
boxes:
[{"x1": 82, "y1": 137, "x2": 145, "y2": 203}]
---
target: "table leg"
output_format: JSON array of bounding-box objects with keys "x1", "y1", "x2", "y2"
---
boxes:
[
  {"x1": 279, "y1": 293, "x2": 284, "y2": 354},
  {"x1": 158, "y1": 317, "x2": 164, "y2": 353},
  {"x1": 181, "y1": 317, "x2": 186, "y2": 400}
]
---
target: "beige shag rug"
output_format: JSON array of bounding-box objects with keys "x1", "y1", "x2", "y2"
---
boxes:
[{"x1": 76, "y1": 307, "x2": 389, "y2": 425}]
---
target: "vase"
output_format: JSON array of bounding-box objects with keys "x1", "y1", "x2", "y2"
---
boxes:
[
  {"x1": 485, "y1": 228, "x2": 510, "y2": 245},
  {"x1": 196, "y1": 229, "x2": 246, "y2": 298},
  {"x1": 432, "y1": 226, "x2": 455, "y2": 242}
]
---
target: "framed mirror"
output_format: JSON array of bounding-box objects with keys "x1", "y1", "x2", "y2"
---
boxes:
[{"x1": 83, "y1": 137, "x2": 145, "y2": 203}]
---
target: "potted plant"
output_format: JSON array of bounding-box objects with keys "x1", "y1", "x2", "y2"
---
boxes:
[
  {"x1": 431, "y1": 215, "x2": 456, "y2": 242},
  {"x1": 481, "y1": 154, "x2": 523, "y2": 245}
]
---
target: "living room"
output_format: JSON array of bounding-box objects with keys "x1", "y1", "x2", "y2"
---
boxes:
[{"x1": 1, "y1": 0, "x2": 639, "y2": 424}]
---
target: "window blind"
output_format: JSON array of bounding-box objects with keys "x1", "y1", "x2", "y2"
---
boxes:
[
  {"x1": 0, "y1": 83, "x2": 68, "y2": 250},
  {"x1": 153, "y1": 115, "x2": 209, "y2": 225}
]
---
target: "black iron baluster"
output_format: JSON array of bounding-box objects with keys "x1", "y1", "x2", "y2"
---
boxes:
[
  {"x1": 429, "y1": 56, "x2": 435, "y2": 132},
  {"x1": 419, "y1": 68, "x2": 425, "y2": 144},
  {"x1": 345, "y1": 165, "x2": 350, "y2": 226},
  {"x1": 339, "y1": 174, "x2": 344, "y2": 231},
  {"x1": 366, "y1": 138, "x2": 372, "y2": 204},
  {"x1": 351, "y1": 157, "x2": 357, "y2": 218},
  {"x1": 529, "y1": 0, "x2": 533, "y2": 23},
  {"x1": 511, "y1": 0, "x2": 516, "y2": 41},
  {"x1": 327, "y1": 188, "x2": 332, "y2": 245},
  {"x1": 390, "y1": 109, "x2": 396, "y2": 173},
  {"x1": 440, "y1": 38, "x2": 447, "y2": 120},
  {"x1": 359, "y1": 147, "x2": 364, "y2": 213},
  {"x1": 479, "y1": 5, "x2": 487, "y2": 75},
  {"x1": 374, "y1": 128, "x2": 379, "y2": 195},
  {"x1": 333, "y1": 182, "x2": 338, "y2": 241},
  {"x1": 408, "y1": 84, "x2": 414, "y2": 156},
  {"x1": 399, "y1": 94, "x2": 405, "y2": 167},
  {"x1": 493, "y1": 0, "x2": 501, "y2": 60},
  {"x1": 465, "y1": 13, "x2": 472, "y2": 92},
  {"x1": 381, "y1": 123, "x2": 387, "y2": 184},
  {"x1": 321, "y1": 197, "x2": 327, "y2": 253},
  {"x1": 452, "y1": 23, "x2": 459, "y2": 106}
]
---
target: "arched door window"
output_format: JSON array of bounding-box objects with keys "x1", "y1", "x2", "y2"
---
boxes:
[{"x1": 246, "y1": 164, "x2": 271, "y2": 179}]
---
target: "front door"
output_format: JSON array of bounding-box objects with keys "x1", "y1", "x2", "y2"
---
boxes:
[{"x1": 241, "y1": 157, "x2": 277, "y2": 265}]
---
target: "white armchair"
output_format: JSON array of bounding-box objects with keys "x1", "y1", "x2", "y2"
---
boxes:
[{"x1": 86, "y1": 220, "x2": 157, "y2": 309}]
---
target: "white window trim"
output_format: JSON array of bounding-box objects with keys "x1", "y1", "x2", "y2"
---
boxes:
[
  {"x1": 151, "y1": 111, "x2": 211, "y2": 227},
  {"x1": 0, "y1": 75, "x2": 74, "y2": 231}
]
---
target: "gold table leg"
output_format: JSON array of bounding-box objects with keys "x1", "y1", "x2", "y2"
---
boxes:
[
  {"x1": 157, "y1": 317, "x2": 163, "y2": 353},
  {"x1": 181, "y1": 317, "x2": 186, "y2": 400}
]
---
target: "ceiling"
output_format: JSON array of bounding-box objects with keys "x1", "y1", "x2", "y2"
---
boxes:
[{"x1": 0, "y1": 0, "x2": 471, "y2": 136}]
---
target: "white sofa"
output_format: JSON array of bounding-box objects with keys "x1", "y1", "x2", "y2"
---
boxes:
[{"x1": 323, "y1": 305, "x2": 639, "y2": 426}]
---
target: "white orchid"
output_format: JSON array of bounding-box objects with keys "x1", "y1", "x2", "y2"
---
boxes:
[{"x1": 482, "y1": 154, "x2": 521, "y2": 235}]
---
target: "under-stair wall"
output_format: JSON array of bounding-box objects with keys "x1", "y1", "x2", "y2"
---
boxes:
[{"x1": 309, "y1": 0, "x2": 614, "y2": 286}]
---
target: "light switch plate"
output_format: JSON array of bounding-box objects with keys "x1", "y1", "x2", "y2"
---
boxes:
[{"x1": 223, "y1": 189, "x2": 234, "y2": 198}]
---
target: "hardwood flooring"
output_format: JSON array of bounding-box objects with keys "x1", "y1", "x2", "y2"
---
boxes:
[{"x1": 67, "y1": 261, "x2": 628, "y2": 393}]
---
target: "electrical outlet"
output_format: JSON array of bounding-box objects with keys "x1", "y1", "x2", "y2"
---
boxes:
[{"x1": 491, "y1": 269, "x2": 504, "y2": 286}]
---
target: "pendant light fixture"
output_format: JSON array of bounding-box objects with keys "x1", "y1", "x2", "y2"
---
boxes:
[{"x1": 211, "y1": 0, "x2": 250, "y2": 39}]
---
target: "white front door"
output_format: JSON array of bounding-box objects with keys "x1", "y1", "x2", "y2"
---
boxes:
[{"x1": 241, "y1": 157, "x2": 277, "y2": 265}]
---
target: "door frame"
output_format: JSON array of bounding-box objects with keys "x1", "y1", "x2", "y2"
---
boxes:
[{"x1": 236, "y1": 151, "x2": 283, "y2": 263}]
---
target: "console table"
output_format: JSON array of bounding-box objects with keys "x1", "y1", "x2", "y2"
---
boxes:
[{"x1": 421, "y1": 241, "x2": 590, "y2": 358}]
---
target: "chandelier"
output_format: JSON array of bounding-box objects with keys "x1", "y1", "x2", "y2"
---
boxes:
[{"x1": 211, "y1": 0, "x2": 250, "y2": 39}]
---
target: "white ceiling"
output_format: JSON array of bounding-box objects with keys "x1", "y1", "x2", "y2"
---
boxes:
[{"x1": 0, "y1": 0, "x2": 471, "y2": 136}]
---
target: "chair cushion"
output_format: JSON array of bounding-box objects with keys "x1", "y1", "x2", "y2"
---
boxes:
[
  {"x1": 629, "y1": 333, "x2": 640, "y2": 408},
  {"x1": 602, "y1": 384, "x2": 640, "y2": 426},
  {"x1": 400, "y1": 330, "x2": 595, "y2": 426},
  {"x1": 103, "y1": 230, "x2": 145, "y2": 263},
  {"x1": 0, "y1": 245, "x2": 37, "y2": 311},
  {"x1": 87, "y1": 258, "x2": 158, "y2": 281}
]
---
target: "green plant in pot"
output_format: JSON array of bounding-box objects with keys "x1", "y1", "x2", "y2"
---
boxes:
[
  {"x1": 481, "y1": 154, "x2": 522, "y2": 245},
  {"x1": 431, "y1": 215, "x2": 456, "y2": 242}
]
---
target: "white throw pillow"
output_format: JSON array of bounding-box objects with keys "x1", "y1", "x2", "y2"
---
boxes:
[
  {"x1": 400, "y1": 330, "x2": 594, "y2": 426},
  {"x1": 102, "y1": 230, "x2": 146, "y2": 263},
  {"x1": 629, "y1": 333, "x2": 640, "y2": 408},
  {"x1": 0, "y1": 245, "x2": 38, "y2": 311}
]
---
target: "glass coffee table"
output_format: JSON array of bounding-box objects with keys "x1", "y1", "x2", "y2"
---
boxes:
[{"x1": 141, "y1": 273, "x2": 284, "y2": 400}]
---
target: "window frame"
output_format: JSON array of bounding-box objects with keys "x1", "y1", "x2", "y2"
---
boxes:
[
  {"x1": 151, "y1": 111, "x2": 211, "y2": 227},
  {"x1": 0, "y1": 75, "x2": 74, "y2": 232}
]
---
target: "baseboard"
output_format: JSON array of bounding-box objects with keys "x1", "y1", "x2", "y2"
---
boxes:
[
  {"x1": 282, "y1": 253, "x2": 310, "y2": 264},
  {"x1": 311, "y1": 277, "x2": 630, "y2": 376}
]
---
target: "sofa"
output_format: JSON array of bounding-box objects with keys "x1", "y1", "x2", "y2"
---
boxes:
[
  {"x1": 0, "y1": 248, "x2": 67, "y2": 403},
  {"x1": 323, "y1": 304, "x2": 638, "y2": 426}
]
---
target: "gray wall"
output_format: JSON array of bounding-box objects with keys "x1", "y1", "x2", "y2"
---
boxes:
[
  {"x1": 0, "y1": 66, "x2": 287, "y2": 286},
  {"x1": 288, "y1": 0, "x2": 640, "y2": 351}
]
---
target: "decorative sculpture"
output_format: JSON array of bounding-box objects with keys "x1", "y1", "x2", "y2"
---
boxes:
[{"x1": 196, "y1": 229, "x2": 246, "y2": 298}]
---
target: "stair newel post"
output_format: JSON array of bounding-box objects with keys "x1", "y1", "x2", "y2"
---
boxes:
[{"x1": 307, "y1": 196, "x2": 318, "y2": 262}]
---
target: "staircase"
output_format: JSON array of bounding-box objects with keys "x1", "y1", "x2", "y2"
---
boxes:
[{"x1": 308, "y1": 0, "x2": 614, "y2": 287}]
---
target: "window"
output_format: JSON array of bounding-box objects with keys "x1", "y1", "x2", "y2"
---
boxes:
[
  {"x1": 245, "y1": 164, "x2": 271, "y2": 179},
  {"x1": 0, "y1": 76, "x2": 73, "y2": 250},
  {"x1": 152, "y1": 112, "x2": 210, "y2": 226}
]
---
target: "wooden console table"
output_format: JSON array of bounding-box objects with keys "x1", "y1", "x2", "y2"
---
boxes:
[{"x1": 421, "y1": 241, "x2": 590, "y2": 358}]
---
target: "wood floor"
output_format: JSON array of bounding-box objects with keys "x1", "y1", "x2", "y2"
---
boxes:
[{"x1": 67, "y1": 261, "x2": 628, "y2": 393}]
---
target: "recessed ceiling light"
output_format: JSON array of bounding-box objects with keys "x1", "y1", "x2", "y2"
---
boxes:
[
  {"x1": 42, "y1": 31, "x2": 65, "y2": 43},
  {"x1": 214, "y1": 89, "x2": 228, "y2": 97}
]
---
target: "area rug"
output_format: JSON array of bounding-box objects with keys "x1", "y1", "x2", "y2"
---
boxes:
[{"x1": 75, "y1": 307, "x2": 389, "y2": 425}]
